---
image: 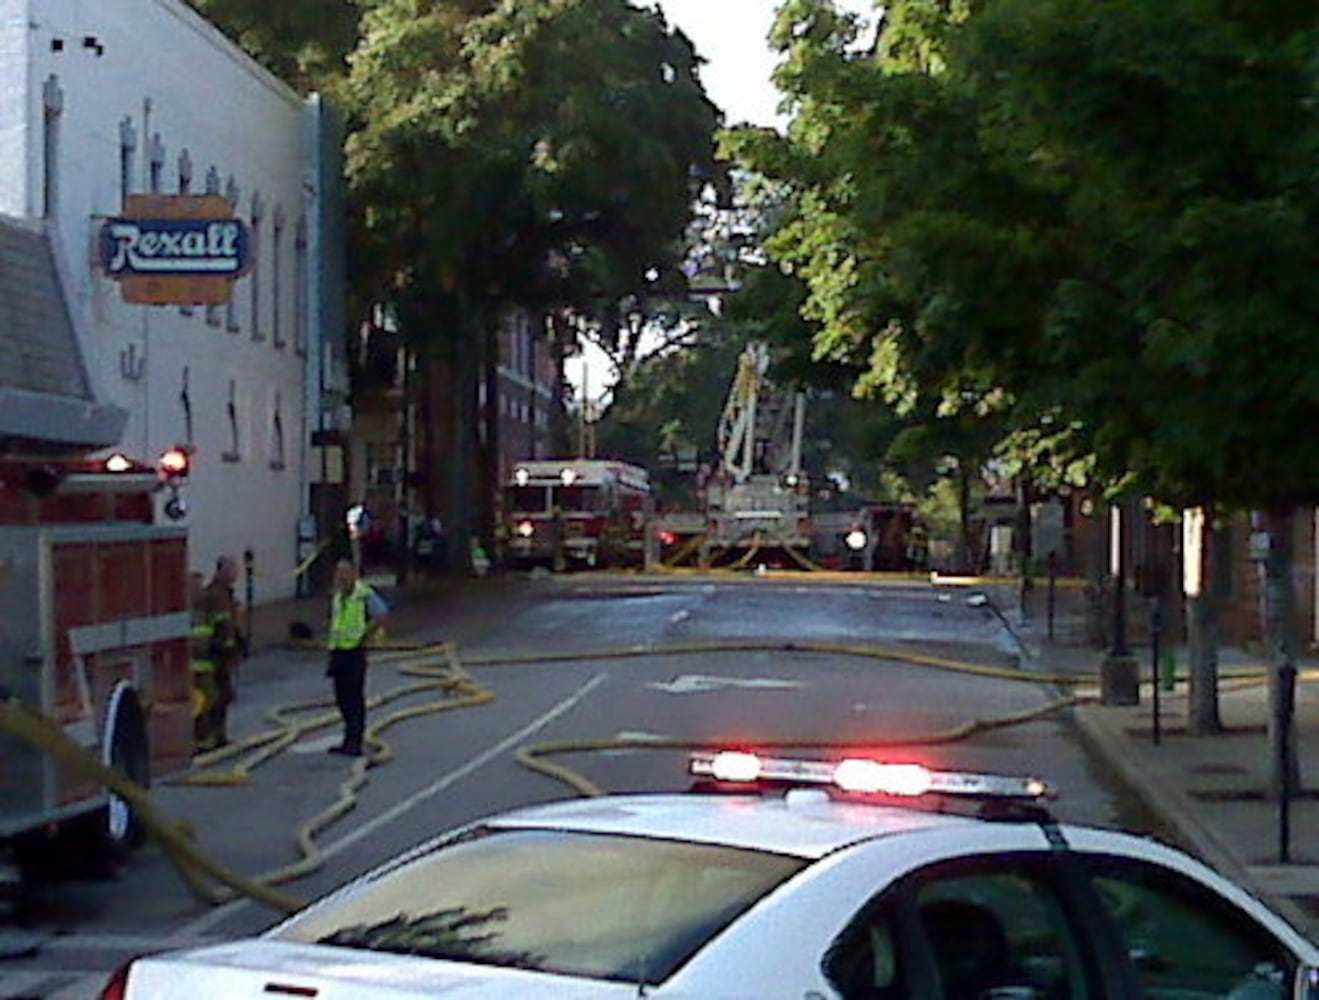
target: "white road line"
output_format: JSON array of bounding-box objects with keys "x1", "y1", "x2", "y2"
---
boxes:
[{"x1": 177, "y1": 672, "x2": 611, "y2": 938}]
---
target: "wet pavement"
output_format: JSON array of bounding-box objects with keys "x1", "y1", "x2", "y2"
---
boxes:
[{"x1": 249, "y1": 569, "x2": 1319, "y2": 943}]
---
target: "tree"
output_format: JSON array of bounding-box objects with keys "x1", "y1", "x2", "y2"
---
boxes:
[
  {"x1": 342, "y1": 0, "x2": 719, "y2": 559},
  {"x1": 185, "y1": 0, "x2": 359, "y2": 90},
  {"x1": 735, "y1": 0, "x2": 1319, "y2": 776}
]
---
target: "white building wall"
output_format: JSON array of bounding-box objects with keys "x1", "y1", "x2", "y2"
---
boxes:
[
  {"x1": 0, "y1": 0, "x2": 326, "y2": 603},
  {"x1": 0, "y1": 5, "x2": 33, "y2": 214}
]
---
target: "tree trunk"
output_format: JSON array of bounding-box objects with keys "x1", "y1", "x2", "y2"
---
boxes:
[
  {"x1": 1262, "y1": 505, "x2": 1302, "y2": 797},
  {"x1": 1186, "y1": 507, "x2": 1223, "y2": 735},
  {"x1": 447, "y1": 304, "x2": 482, "y2": 574},
  {"x1": 479, "y1": 311, "x2": 502, "y2": 556},
  {"x1": 957, "y1": 463, "x2": 972, "y2": 573}
]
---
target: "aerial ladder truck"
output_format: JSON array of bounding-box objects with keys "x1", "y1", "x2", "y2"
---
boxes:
[{"x1": 701, "y1": 342, "x2": 812, "y2": 563}]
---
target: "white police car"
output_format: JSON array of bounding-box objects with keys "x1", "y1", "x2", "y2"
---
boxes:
[{"x1": 104, "y1": 752, "x2": 1319, "y2": 998}]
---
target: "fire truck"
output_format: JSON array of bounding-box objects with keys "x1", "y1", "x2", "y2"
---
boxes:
[
  {"x1": 0, "y1": 450, "x2": 192, "y2": 876},
  {"x1": 703, "y1": 342, "x2": 812, "y2": 561},
  {"x1": 502, "y1": 459, "x2": 653, "y2": 570}
]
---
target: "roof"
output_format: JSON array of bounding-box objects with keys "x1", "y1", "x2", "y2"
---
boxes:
[
  {"x1": 0, "y1": 214, "x2": 126, "y2": 452},
  {"x1": 486, "y1": 791, "x2": 977, "y2": 859}
]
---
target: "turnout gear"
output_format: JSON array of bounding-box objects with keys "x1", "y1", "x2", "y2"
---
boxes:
[{"x1": 192, "y1": 561, "x2": 243, "y2": 753}]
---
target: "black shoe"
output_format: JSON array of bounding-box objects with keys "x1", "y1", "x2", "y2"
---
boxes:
[{"x1": 328, "y1": 744, "x2": 363, "y2": 757}]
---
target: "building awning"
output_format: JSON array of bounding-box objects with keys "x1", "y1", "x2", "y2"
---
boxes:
[{"x1": 0, "y1": 215, "x2": 126, "y2": 452}]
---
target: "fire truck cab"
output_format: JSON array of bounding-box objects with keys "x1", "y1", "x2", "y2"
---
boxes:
[
  {"x1": 503, "y1": 459, "x2": 652, "y2": 570},
  {"x1": 0, "y1": 453, "x2": 192, "y2": 876}
]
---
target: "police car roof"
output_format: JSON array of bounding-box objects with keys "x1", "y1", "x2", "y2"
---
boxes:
[{"x1": 483, "y1": 791, "x2": 997, "y2": 860}]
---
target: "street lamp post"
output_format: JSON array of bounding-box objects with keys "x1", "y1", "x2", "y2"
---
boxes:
[{"x1": 1101, "y1": 501, "x2": 1140, "y2": 706}]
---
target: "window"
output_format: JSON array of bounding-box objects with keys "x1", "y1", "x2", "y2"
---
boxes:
[
  {"x1": 826, "y1": 859, "x2": 1093, "y2": 1000},
  {"x1": 293, "y1": 215, "x2": 308, "y2": 355},
  {"x1": 272, "y1": 205, "x2": 285, "y2": 348},
  {"x1": 223, "y1": 380, "x2": 241, "y2": 463},
  {"x1": 270, "y1": 391, "x2": 285, "y2": 470},
  {"x1": 41, "y1": 75, "x2": 62, "y2": 218},
  {"x1": 178, "y1": 150, "x2": 194, "y2": 316},
  {"x1": 147, "y1": 133, "x2": 164, "y2": 193},
  {"x1": 249, "y1": 192, "x2": 265, "y2": 341},
  {"x1": 179, "y1": 367, "x2": 194, "y2": 448},
  {"x1": 205, "y1": 167, "x2": 223, "y2": 327},
  {"x1": 118, "y1": 117, "x2": 136, "y2": 201},
  {"x1": 1087, "y1": 859, "x2": 1292, "y2": 999},
  {"x1": 225, "y1": 176, "x2": 241, "y2": 333},
  {"x1": 274, "y1": 827, "x2": 804, "y2": 987}
]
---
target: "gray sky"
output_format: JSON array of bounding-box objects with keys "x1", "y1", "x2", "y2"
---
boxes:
[{"x1": 654, "y1": 0, "x2": 877, "y2": 128}]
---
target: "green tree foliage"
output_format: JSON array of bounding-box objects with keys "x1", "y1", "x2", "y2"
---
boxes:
[
  {"x1": 186, "y1": 0, "x2": 359, "y2": 90},
  {"x1": 343, "y1": 0, "x2": 719, "y2": 551},
  {"x1": 736, "y1": 0, "x2": 1318, "y2": 750}
]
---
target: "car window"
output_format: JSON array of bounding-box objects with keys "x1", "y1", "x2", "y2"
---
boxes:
[
  {"x1": 1086, "y1": 859, "x2": 1293, "y2": 999},
  {"x1": 826, "y1": 861, "x2": 1092, "y2": 1000},
  {"x1": 274, "y1": 826, "x2": 805, "y2": 987},
  {"x1": 914, "y1": 868, "x2": 1091, "y2": 1000}
]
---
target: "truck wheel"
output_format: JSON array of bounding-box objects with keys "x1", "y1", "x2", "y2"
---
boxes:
[
  {"x1": 102, "y1": 684, "x2": 151, "y2": 853},
  {"x1": 10, "y1": 687, "x2": 150, "y2": 882}
]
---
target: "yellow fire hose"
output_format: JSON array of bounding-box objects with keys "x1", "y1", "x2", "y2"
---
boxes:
[
  {"x1": 1, "y1": 633, "x2": 1303, "y2": 918},
  {"x1": 0, "y1": 695, "x2": 304, "y2": 914}
]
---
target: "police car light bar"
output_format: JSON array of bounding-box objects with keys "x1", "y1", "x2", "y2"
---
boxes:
[{"x1": 690, "y1": 751, "x2": 1054, "y2": 801}]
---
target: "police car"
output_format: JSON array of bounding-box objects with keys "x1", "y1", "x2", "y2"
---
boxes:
[{"x1": 103, "y1": 751, "x2": 1319, "y2": 999}]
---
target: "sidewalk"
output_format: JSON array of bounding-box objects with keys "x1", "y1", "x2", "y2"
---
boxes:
[{"x1": 1004, "y1": 587, "x2": 1319, "y2": 942}]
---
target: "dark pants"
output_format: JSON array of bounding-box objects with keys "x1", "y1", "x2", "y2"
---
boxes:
[{"x1": 328, "y1": 647, "x2": 367, "y2": 750}]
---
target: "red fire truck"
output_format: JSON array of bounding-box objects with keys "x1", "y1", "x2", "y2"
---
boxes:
[
  {"x1": 0, "y1": 451, "x2": 192, "y2": 876},
  {"x1": 502, "y1": 459, "x2": 652, "y2": 570}
]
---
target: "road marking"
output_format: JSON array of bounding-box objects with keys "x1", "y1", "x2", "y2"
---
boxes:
[
  {"x1": 288, "y1": 733, "x2": 340, "y2": 754},
  {"x1": 647, "y1": 674, "x2": 805, "y2": 694},
  {"x1": 178, "y1": 672, "x2": 611, "y2": 937},
  {"x1": 603, "y1": 731, "x2": 672, "y2": 754}
]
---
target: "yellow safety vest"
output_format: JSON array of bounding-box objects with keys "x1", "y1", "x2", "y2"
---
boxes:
[
  {"x1": 191, "y1": 622, "x2": 216, "y2": 674},
  {"x1": 329, "y1": 581, "x2": 374, "y2": 650}
]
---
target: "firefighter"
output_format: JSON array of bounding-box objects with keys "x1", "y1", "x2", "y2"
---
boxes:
[{"x1": 192, "y1": 555, "x2": 243, "y2": 752}]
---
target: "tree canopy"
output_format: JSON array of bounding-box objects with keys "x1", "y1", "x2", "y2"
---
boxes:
[{"x1": 731, "y1": 0, "x2": 1319, "y2": 511}]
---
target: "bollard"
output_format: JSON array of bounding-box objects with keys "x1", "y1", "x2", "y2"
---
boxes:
[{"x1": 1100, "y1": 652, "x2": 1140, "y2": 706}]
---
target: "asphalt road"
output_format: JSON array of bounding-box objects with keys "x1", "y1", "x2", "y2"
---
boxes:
[{"x1": 1, "y1": 573, "x2": 1153, "y2": 998}]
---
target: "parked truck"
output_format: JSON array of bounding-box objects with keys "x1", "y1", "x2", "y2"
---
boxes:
[
  {"x1": 703, "y1": 342, "x2": 812, "y2": 561},
  {"x1": 0, "y1": 452, "x2": 192, "y2": 876}
]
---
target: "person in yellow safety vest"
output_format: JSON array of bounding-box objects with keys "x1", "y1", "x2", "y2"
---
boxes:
[{"x1": 325, "y1": 559, "x2": 389, "y2": 757}]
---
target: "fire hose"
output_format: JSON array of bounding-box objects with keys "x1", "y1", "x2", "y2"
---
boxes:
[{"x1": 0, "y1": 635, "x2": 1298, "y2": 917}]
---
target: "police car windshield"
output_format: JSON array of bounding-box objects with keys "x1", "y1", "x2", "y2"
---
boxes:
[{"x1": 276, "y1": 827, "x2": 804, "y2": 985}]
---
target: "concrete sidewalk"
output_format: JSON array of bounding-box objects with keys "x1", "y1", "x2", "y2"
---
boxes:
[{"x1": 1005, "y1": 593, "x2": 1319, "y2": 942}]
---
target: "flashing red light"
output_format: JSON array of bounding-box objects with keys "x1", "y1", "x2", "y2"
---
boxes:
[
  {"x1": 158, "y1": 447, "x2": 190, "y2": 479},
  {"x1": 659, "y1": 530, "x2": 678, "y2": 546}
]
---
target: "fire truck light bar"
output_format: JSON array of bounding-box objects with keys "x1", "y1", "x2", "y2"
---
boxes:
[{"x1": 689, "y1": 751, "x2": 1053, "y2": 801}]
